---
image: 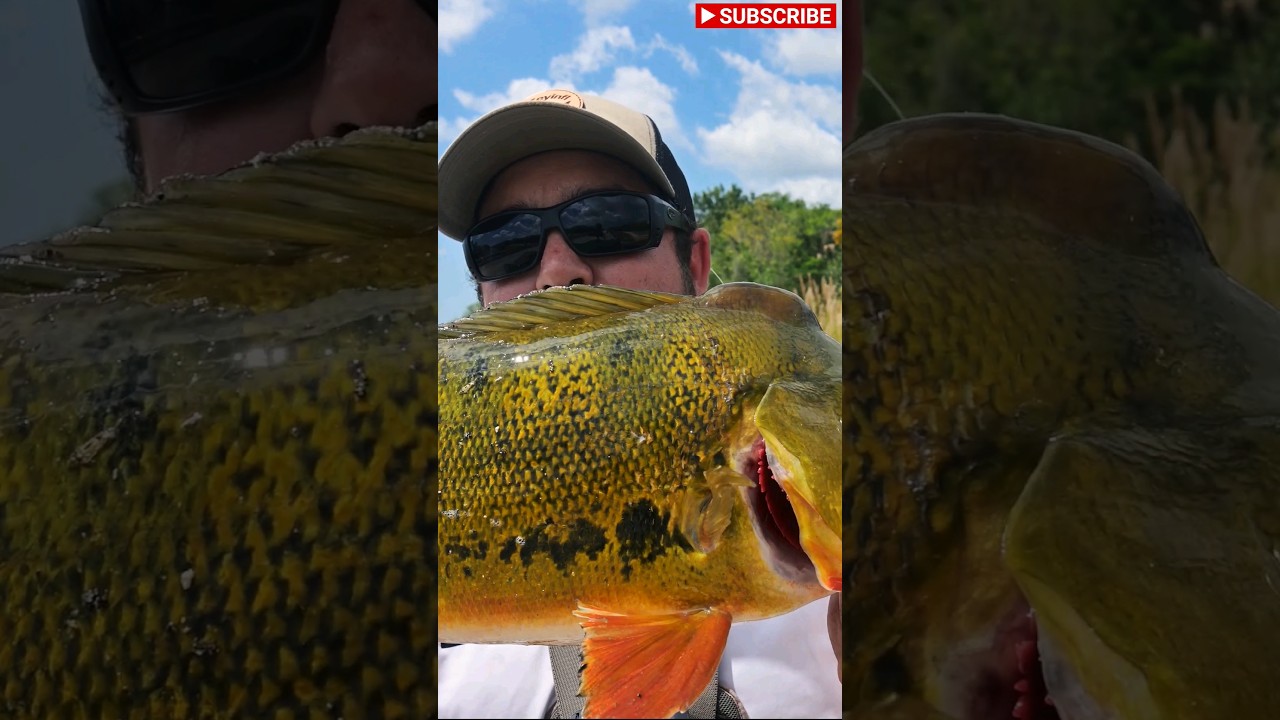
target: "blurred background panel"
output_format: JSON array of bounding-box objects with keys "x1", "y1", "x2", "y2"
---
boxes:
[
  {"x1": 859, "y1": 0, "x2": 1280, "y2": 304},
  {"x1": 0, "y1": 0, "x2": 133, "y2": 246}
]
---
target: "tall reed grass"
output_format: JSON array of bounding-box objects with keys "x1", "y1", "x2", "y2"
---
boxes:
[
  {"x1": 1129, "y1": 92, "x2": 1280, "y2": 305},
  {"x1": 797, "y1": 275, "x2": 842, "y2": 342}
]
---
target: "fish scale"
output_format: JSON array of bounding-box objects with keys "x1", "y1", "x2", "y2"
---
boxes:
[{"x1": 0, "y1": 125, "x2": 439, "y2": 718}]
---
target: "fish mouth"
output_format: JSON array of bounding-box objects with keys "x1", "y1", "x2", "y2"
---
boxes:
[
  {"x1": 741, "y1": 436, "x2": 838, "y2": 590},
  {"x1": 941, "y1": 596, "x2": 1060, "y2": 720},
  {"x1": 925, "y1": 591, "x2": 1119, "y2": 720}
]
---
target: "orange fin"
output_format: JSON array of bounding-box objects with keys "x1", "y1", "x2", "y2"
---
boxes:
[{"x1": 573, "y1": 604, "x2": 732, "y2": 719}]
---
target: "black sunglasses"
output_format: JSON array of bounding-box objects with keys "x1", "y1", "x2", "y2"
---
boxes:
[
  {"x1": 78, "y1": 0, "x2": 437, "y2": 114},
  {"x1": 464, "y1": 191, "x2": 693, "y2": 283}
]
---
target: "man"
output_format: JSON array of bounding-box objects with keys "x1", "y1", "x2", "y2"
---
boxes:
[
  {"x1": 436, "y1": 89, "x2": 842, "y2": 719},
  {"x1": 77, "y1": 0, "x2": 436, "y2": 190}
]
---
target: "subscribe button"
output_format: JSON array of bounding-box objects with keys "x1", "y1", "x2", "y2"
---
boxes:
[{"x1": 694, "y1": 3, "x2": 837, "y2": 29}]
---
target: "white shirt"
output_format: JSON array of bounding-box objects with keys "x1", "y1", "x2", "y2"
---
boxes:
[{"x1": 438, "y1": 597, "x2": 840, "y2": 719}]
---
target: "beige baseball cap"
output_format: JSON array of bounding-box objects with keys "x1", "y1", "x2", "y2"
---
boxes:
[{"x1": 437, "y1": 88, "x2": 697, "y2": 240}]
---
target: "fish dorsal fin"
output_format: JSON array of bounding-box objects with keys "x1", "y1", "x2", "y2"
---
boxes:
[
  {"x1": 0, "y1": 123, "x2": 438, "y2": 292},
  {"x1": 699, "y1": 282, "x2": 820, "y2": 328},
  {"x1": 438, "y1": 284, "x2": 686, "y2": 338},
  {"x1": 845, "y1": 113, "x2": 1216, "y2": 264}
]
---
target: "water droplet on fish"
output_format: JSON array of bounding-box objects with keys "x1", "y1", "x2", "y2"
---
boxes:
[
  {"x1": 490, "y1": 518, "x2": 502, "y2": 527},
  {"x1": 515, "y1": 536, "x2": 526, "y2": 546},
  {"x1": 442, "y1": 509, "x2": 459, "y2": 520},
  {"x1": 180, "y1": 568, "x2": 195, "y2": 590}
]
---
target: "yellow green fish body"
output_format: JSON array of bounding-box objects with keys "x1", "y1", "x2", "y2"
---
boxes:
[
  {"x1": 0, "y1": 126, "x2": 439, "y2": 718},
  {"x1": 844, "y1": 114, "x2": 1280, "y2": 718},
  {"x1": 438, "y1": 282, "x2": 841, "y2": 718}
]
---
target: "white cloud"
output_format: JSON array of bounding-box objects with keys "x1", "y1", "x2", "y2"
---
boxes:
[
  {"x1": 438, "y1": 0, "x2": 496, "y2": 53},
  {"x1": 549, "y1": 26, "x2": 637, "y2": 81},
  {"x1": 597, "y1": 66, "x2": 686, "y2": 149},
  {"x1": 453, "y1": 78, "x2": 559, "y2": 114},
  {"x1": 767, "y1": 30, "x2": 841, "y2": 76},
  {"x1": 570, "y1": 0, "x2": 639, "y2": 26},
  {"x1": 771, "y1": 177, "x2": 841, "y2": 208},
  {"x1": 645, "y1": 34, "x2": 699, "y2": 75},
  {"x1": 443, "y1": 78, "x2": 558, "y2": 150},
  {"x1": 696, "y1": 52, "x2": 841, "y2": 207},
  {"x1": 447, "y1": 67, "x2": 682, "y2": 149}
]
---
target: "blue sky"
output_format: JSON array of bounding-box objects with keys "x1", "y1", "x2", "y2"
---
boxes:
[{"x1": 436, "y1": 0, "x2": 843, "y2": 321}]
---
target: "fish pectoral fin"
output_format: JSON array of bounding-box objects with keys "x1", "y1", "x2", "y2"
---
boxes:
[
  {"x1": 674, "y1": 467, "x2": 746, "y2": 554},
  {"x1": 1004, "y1": 423, "x2": 1280, "y2": 719},
  {"x1": 439, "y1": 284, "x2": 685, "y2": 337},
  {"x1": 573, "y1": 604, "x2": 732, "y2": 719}
]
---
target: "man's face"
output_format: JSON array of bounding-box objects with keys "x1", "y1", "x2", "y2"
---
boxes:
[
  {"x1": 133, "y1": 0, "x2": 436, "y2": 190},
  {"x1": 474, "y1": 150, "x2": 711, "y2": 307}
]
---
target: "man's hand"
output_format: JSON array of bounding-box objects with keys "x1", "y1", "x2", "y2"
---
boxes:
[{"x1": 827, "y1": 592, "x2": 841, "y2": 682}]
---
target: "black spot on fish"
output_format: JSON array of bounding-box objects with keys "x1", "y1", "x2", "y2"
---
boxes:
[
  {"x1": 499, "y1": 538, "x2": 518, "y2": 563},
  {"x1": 464, "y1": 357, "x2": 489, "y2": 395},
  {"x1": 462, "y1": 566, "x2": 472, "y2": 578},
  {"x1": 444, "y1": 543, "x2": 472, "y2": 560},
  {"x1": 498, "y1": 520, "x2": 607, "y2": 573},
  {"x1": 615, "y1": 500, "x2": 689, "y2": 580}
]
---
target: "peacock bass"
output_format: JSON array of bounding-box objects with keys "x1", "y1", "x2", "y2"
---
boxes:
[{"x1": 437, "y1": 282, "x2": 842, "y2": 719}]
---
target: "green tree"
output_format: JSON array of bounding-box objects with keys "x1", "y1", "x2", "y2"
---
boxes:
[
  {"x1": 694, "y1": 185, "x2": 839, "y2": 290},
  {"x1": 860, "y1": 0, "x2": 1280, "y2": 154}
]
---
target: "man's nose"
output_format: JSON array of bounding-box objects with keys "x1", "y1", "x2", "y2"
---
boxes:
[
  {"x1": 309, "y1": 0, "x2": 437, "y2": 138},
  {"x1": 535, "y1": 232, "x2": 593, "y2": 290}
]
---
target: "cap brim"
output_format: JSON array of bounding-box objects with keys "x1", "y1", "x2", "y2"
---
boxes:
[{"x1": 438, "y1": 102, "x2": 676, "y2": 240}]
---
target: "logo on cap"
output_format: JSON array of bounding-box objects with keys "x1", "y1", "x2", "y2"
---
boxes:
[{"x1": 524, "y1": 89, "x2": 586, "y2": 108}]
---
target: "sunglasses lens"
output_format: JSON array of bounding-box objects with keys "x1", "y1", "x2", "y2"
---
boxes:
[
  {"x1": 561, "y1": 194, "x2": 653, "y2": 255},
  {"x1": 467, "y1": 214, "x2": 544, "y2": 281},
  {"x1": 102, "y1": 0, "x2": 330, "y2": 102}
]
